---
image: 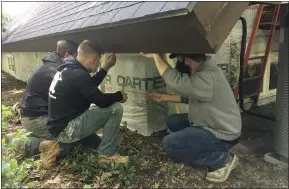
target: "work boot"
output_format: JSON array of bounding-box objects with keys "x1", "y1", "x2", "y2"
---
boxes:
[
  {"x1": 5, "y1": 130, "x2": 43, "y2": 158},
  {"x1": 5, "y1": 132, "x2": 22, "y2": 155},
  {"x1": 39, "y1": 140, "x2": 60, "y2": 169},
  {"x1": 5, "y1": 132, "x2": 18, "y2": 143},
  {"x1": 206, "y1": 154, "x2": 239, "y2": 183},
  {"x1": 5, "y1": 129, "x2": 27, "y2": 143},
  {"x1": 99, "y1": 154, "x2": 129, "y2": 164}
]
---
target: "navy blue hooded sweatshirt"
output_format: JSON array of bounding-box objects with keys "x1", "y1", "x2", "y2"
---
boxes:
[
  {"x1": 47, "y1": 57, "x2": 123, "y2": 136},
  {"x1": 20, "y1": 52, "x2": 63, "y2": 117}
]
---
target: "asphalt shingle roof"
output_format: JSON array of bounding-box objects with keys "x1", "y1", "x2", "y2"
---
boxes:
[{"x1": 2, "y1": 1, "x2": 190, "y2": 44}]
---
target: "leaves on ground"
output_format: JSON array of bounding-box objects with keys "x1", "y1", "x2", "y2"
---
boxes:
[{"x1": 1, "y1": 71, "x2": 288, "y2": 188}]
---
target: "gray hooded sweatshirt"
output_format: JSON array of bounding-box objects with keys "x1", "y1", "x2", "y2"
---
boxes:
[{"x1": 162, "y1": 57, "x2": 242, "y2": 141}]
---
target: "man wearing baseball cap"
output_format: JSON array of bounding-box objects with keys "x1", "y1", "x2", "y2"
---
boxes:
[{"x1": 141, "y1": 52, "x2": 242, "y2": 183}]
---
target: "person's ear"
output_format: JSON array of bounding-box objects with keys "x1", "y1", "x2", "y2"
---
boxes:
[
  {"x1": 64, "y1": 52, "x2": 70, "y2": 59},
  {"x1": 184, "y1": 58, "x2": 190, "y2": 65},
  {"x1": 89, "y1": 56, "x2": 96, "y2": 67},
  {"x1": 72, "y1": 53, "x2": 77, "y2": 58}
]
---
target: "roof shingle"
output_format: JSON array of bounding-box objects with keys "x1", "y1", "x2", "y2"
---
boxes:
[
  {"x1": 132, "y1": 2, "x2": 166, "y2": 18},
  {"x1": 2, "y1": 1, "x2": 191, "y2": 44},
  {"x1": 110, "y1": 3, "x2": 143, "y2": 23}
]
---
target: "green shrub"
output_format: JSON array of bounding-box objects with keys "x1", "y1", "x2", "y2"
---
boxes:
[
  {"x1": 1, "y1": 105, "x2": 43, "y2": 188},
  {"x1": 1, "y1": 105, "x2": 13, "y2": 132}
]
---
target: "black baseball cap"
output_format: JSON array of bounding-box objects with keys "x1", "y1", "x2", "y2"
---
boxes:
[{"x1": 169, "y1": 53, "x2": 207, "y2": 62}]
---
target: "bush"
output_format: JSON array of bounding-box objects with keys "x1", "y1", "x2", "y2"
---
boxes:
[
  {"x1": 1, "y1": 105, "x2": 13, "y2": 132},
  {"x1": 100, "y1": 162, "x2": 137, "y2": 187}
]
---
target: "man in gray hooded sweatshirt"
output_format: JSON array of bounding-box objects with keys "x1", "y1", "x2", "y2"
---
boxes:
[{"x1": 142, "y1": 53, "x2": 242, "y2": 183}]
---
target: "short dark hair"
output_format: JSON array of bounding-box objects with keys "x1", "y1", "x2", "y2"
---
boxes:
[
  {"x1": 78, "y1": 40, "x2": 103, "y2": 56},
  {"x1": 169, "y1": 53, "x2": 207, "y2": 62},
  {"x1": 56, "y1": 40, "x2": 79, "y2": 58},
  {"x1": 66, "y1": 40, "x2": 79, "y2": 55}
]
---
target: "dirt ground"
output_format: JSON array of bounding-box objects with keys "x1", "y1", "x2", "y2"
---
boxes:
[
  {"x1": 1, "y1": 72, "x2": 26, "y2": 106},
  {"x1": 1, "y1": 71, "x2": 288, "y2": 188}
]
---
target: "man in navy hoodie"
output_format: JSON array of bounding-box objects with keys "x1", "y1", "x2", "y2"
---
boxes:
[
  {"x1": 5, "y1": 40, "x2": 84, "y2": 157},
  {"x1": 39, "y1": 40, "x2": 128, "y2": 169}
]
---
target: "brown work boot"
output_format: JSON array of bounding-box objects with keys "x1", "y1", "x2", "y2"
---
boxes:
[
  {"x1": 99, "y1": 154, "x2": 129, "y2": 164},
  {"x1": 5, "y1": 132, "x2": 18, "y2": 143},
  {"x1": 39, "y1": 140, "x2": 60, "y2": 169},
  {"x1": 5, "y1": 132, "x2": 22, "y2": 155},
  {"x1": 5, "y1": 129, "x2": 27, "y2": 143},
  {"x1": 5, "y1": 131, "x2": 43, "y2": 158}
]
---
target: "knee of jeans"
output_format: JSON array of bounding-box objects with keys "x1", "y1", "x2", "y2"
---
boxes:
[
  {"x1": 162, "y1": 135, "x2": 174, "y2": 152},
  {"x1": 111, "y1": 103, "x2": 123, "y2": 115}
]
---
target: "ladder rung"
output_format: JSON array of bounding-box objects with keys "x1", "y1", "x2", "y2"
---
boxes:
[
  {"x1": 249, "y1": 56, "x2": 265, "y2": 60},
  {"x1": 261, "y1": 10, "x2": 275, "y2": 14},
  {"x1": 244, "y1": 75, "x2": 262, "y2": 82},
  {"x1": 259, "y1": 21, "x2": 280, "y2": 25},
  {"x1": 244, "y1": 92, "x2": 258, "y2": 98}
]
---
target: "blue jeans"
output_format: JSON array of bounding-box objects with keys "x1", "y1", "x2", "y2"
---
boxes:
[{"x1": 162, "y1": 114, "x2": 238, "y2": 171}]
